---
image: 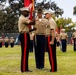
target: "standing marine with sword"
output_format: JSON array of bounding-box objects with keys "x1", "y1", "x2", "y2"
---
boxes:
[{"x1": 44, "y1": 10, "x2": 57, "y2": 72}]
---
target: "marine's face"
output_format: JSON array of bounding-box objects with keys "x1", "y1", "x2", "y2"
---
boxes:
[
  {"x1": 45, "y1": 13, "x2": 49, "y2": 19},
  {"x1": 37, "y1": 12, "x2": 42, "y2": 18},
  {"x1": 22, "y1": 11, "x2": 29, "y2": 17}
]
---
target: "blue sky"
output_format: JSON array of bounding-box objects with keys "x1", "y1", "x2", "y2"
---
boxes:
[{"x1": 52, "y1": 0, "x2": 76, "y2": 22}]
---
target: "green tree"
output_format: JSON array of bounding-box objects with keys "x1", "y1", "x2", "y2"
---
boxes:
[
  {"x1": 35, "y1": 1, "x2": 64, "y2": 17},
  {"x1": 0, "y1": 8, "x2": 18, "y2": 33},
  {"x1": 0, "y1": 0, "x2": 23, "y2": 33}
]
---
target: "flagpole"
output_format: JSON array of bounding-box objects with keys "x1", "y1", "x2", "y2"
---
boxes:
[{"x1": 32, "y1": 0, "x2": 34, "y2": 10}]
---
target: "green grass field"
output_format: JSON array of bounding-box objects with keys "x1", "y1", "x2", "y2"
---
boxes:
[{"x1": 0, "y1": 45, "x2": 76, "y2": 75}]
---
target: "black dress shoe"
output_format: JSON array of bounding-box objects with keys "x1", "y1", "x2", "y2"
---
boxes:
[
  {"x1": 37, "y1": 67, "x2": 44, "y2": 69},
  {"x1": 37, "y1": 67, "x2": 40, "y2": 69},
  {"x1": 48, "y1": 69, "x2": 57, "y2": 72},
  {"x1": 40, "y1": 67, "x2": 44, "y2": 69},
  {"x1": 25, "y1": 70, "x2": 32, "y2": 72}
]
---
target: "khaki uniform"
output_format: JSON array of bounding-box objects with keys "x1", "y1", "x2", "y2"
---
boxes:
[
  {"x1": 34, "y1": 18, "x2": 49, "y2": 69},
  {"x1": 60, "y1": 32, "x2": 68, "y2": 52},
  {"x1": 30, "y1": 32, "x2": 34, "y2": 40},
  {"x1": 18, "y1": 15, "x2": 31, "y2": 72},
  {"x1": 18, "y1": 15, "x2": 30, "y2": 33},
  {"x1": 35, "y1": 18, "x2": 50, "y2": 35},
  {"x1": 46, "y1": 17, "x2": 56, "y2": 35},
  {"x1": 72, "y1": 31, "x2": 76, "y2": 51},
  {"x1": 49, "y1": 18, "x2": 56, "y2": 30},
  {"x1": 72, "y1": 31, "x2": 76, "y2": 38},
  {"x1": 60, "y1": 33, "x2": 68, "y2": 40},
  {"x1": 10, "y1": 38, "x2": 14, "y2": 43},
  {"x1": 46, "y1": 17, "x2": 57, "y2": 72}
]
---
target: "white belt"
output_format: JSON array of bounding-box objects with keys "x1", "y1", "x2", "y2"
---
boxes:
[
  {"x1": 36, "y1": 33, "x2": 45, "y2": 35},
  {"x1": 19, "y1": 31, "x2": 29, "y2": 33}
]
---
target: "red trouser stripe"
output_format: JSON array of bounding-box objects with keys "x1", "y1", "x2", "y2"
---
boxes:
[
  {"x1": 23, "y1": 33, "x2": 27, "y2": 71},
  {"x1": 48, "y1": 36, "x2": 54, "y2": 72}
]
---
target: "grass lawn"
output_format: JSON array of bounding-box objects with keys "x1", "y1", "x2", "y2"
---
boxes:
[{"x1": 0, "y1": 45, "x2": 76, "y2": 75}]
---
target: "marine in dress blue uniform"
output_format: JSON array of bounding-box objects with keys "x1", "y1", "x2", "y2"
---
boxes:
[
  {"x1": 18, "y1": 7, "x2": 35, "y2": 72},
  {"x1": 34, "y1": 8, "x2": 49, "y2": 69},
  {"x1": 60, "y1": 29, "x2": 68, "y2": 52},
  {"x1": 44, "y1": 10, "x2": 57, "y2": 72}
]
